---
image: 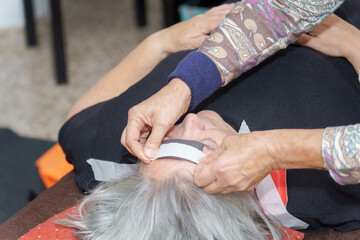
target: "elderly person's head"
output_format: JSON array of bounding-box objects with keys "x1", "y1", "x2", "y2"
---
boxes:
[{"x1": 63, "y1": 111, "x2": 283, "y2": 239}]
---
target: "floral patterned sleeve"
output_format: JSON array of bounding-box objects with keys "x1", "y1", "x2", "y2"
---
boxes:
[
  {"x1": 199, "y1": 0, "x2": 345, "y2": 85},
  {"x1": 322, "y1": 124, "x2": 360, "y2": 185}
]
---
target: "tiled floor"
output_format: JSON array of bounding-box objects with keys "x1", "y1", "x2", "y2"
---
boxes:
[{"x1": 0, "y1": 0, "x2": 162, "y2": 141}]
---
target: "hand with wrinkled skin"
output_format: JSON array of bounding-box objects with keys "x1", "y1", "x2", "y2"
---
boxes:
[
  {"x1": 120, "y1": 4, "x2": 235, "y2": 163},
  {"x1": 194, "y1": 132, "x2": 276, "y2": 194},
  {"x1": 121, "y1": 78, "x2": 191, "y2": 163},
  {"x1": 194, "y1": 129, "x2": 325, "y2": 194},
  {"x1": 160, "y1": 3, "x2": 235, "y2": 54},
  {"x1": 296, "y1": 14, "x2": 360, "y2": 72}
]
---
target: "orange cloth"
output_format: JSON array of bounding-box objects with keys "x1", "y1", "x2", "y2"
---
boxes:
[
  {"x1": 35, "y1": 143, "x2": 74, "y2": 188},
  {"x1": 19, "y1": 206, "x2": 78, "y2": 240},
  {"x1": 19, "y1": 205, "x2": 303, "y2": 240}
]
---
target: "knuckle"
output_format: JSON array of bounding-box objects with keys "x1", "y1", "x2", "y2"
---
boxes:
[
  {"x1": 193, "y1": 176, "x2": 201, "y2": 186},
  {"x1": 128, "y1": 107, "x2": 137, "y2": 116},
  {"x1": 227, "y1": 178, "x2": 240, "y2": 188},
  {"x1": 156, "y1": 119, "x2": 170, "y2": 128},
  {"x1": 223, "y1": 135, "x2": 234, "y2": 145},
  {"x1": 214, "y1": 165, "x2": 226, "y2": 176}
]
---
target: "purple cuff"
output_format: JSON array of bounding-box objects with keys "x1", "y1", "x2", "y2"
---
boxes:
[{"x1": 168, "y1": 51, "x2": 222, "y2": 110}]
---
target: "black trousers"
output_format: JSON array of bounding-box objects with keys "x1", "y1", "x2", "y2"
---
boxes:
[{"x1": 59, "y1": 1, "x2": 360, "y2": 232}]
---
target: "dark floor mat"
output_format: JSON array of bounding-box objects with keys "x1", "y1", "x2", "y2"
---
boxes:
[{"x1": 0, "y1": 128, "x2": 55, "y2": 224}]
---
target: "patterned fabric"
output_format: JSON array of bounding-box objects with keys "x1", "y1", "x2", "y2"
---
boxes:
[
  {"x1": 322, "y1": 124, "x2": 360, "y2": 185},
  {"x1": 169, "y1": 0, "x2": 346, "y2": 108},
  {"x1": 19, "y1": 206, "x2": 77, "y2": 240},
  {"x1": 199, "y1": 0, "x2": 345, "y2": 85}
]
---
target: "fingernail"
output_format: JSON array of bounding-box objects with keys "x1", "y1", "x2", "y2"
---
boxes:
[{"x1": 144, "y1": 147, "x2": 155, "y2": 159}]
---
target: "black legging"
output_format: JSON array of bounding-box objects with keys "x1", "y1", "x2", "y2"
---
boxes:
[{"x1": 59, "y1": 1, "x2": 360, "y2": 232}]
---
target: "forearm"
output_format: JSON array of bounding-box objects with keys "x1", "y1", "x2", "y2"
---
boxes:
[
  {"x1": 67, "y1": 32, "x2": 168, "y2": 120},
  {"x1": 268, "y1": 124, "x2": 360, "y2": 185},
  {"x1": 269, "y1": 129, "x2": 325, "y2": 170},
  {"x1": 170, "y1": 0, "x2": 345, "y2": 109}
]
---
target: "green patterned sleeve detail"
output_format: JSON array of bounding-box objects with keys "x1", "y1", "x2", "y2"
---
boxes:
[{"x1": 322, "y1": 124, "x2": 360, "y2": 185}]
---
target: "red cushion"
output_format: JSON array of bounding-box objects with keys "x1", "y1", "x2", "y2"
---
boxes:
[{"x1": 19, "y1": 206, "x2": 78, "y2": 240}]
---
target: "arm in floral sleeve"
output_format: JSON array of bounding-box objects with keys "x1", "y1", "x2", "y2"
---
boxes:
[
  {"x1": 322, "y1": 124, "x2": 360, "y2": 185},
  {"x1": 169, "y1": 0, "x2": 345, "y2": 109}
]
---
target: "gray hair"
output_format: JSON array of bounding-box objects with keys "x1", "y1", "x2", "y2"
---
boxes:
[{"x1": 60, "y1": 169, "x2": 283, "y2": 240}]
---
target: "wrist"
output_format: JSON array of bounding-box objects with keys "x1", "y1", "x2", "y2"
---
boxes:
[
  {"x1": 343, "y1": 29, "x2": 360, "y2": 72},
  {"x1": 149, "y1": 30, "x2": 170, "y2": 60},
  {"x1": 166, "y1": 78, "x2": 191, "y2": 113},
  {"x1": 269, "y1": 129, "x2": 325, "y2": 170}
]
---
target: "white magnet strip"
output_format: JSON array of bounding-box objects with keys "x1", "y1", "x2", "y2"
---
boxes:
[{"x1": 154, "y1": 142, "x2": 206, "y2": 164}]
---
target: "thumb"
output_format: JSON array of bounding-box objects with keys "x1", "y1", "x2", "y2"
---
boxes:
[
  {"x1": 194, "y1": 144, "x2": 226, "y2": 187},
  {"x1": 203, "y1": 142, "x2": 226, "y2": 163},
  {"x1": 144, "y1": 122, "x2": 170, "y2": 159}
]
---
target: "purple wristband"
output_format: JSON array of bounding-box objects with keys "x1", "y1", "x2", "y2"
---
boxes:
[{"x1": 168, "y1": 51, "x2": 222, "y2": 110}]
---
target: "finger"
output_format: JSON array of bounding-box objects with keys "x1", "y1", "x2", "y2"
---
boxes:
[
  {"x1": 139, "y1": 131, "x2": 150, "y2": 145},
  {"x1": 202, "y1": 181, "x2": 226, "y2": 195},
  {"x1": 121, "y1": 127, "x2": 133, "y2": 154},
  {"x1": 200, "y1": 14, "x2": 228, "y2": 33},
  {"x1": 207, "y1": 3, "x2": 235, "y2": 14},
  {"x1": 219, "y1": 185, "x2": 241, "y2": 194},
  {"x1": 193, "y1": 161, "x2": 217, "y2": 188},
  {"x1": 125, "y1": 121, "x2": 150, "y2": 163},
  {"x1": 144, "y1": 121, "x2": 170, "y2": 159},
  {"x1": 203, "y1": 143, "x2": 225, "y2": 163}
]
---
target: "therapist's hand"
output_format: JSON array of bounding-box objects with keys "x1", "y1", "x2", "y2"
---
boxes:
[
  {"x1": 194, "y1": 129, "x2": 325, "y2": 194},
  {"x1": 194, "y1": 132, "x2": 277, "y2": 194},
  {"x1": 296, "y1": 14, "x2": 360, "y2": 72},
  {"x1": 121, "y1": 78, "x2": 191, "y2": 163},
  {"x1": 160, "y1": 3, "x2": 235, "y2": 54}
]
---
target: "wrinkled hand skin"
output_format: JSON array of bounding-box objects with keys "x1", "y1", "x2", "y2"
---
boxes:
[
  {"x1": 121, "y1": 78, "x2": 191, "y2": 163},
  {"x1": 194, "y1": 128, "x2": 325, "y2": 194},
  {"x1": 296, "y1": 14, "x2": 360, "y2": 72},
  {"x1": 121, "y1": 4, "x2": 235, "y2": 163},
  {"x1": 194, "y1": 132, "x2": 277, "y2": 194},
  {"x1": 160, "y1": 3, "x2": 235, "y2": 54}
]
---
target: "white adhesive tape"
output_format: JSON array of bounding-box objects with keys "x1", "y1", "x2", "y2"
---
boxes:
[{"x1": 154, "y1": 142, "x2": 206, "y2": 164}]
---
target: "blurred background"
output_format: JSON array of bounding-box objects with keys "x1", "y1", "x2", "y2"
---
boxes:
[
  {"x1": 0, "y1": 0, "x2": 165, "y2": 225},
  {"x1": 0, "y1": 0, "x2": 164, "y2": 141},
  {"x1": 0, "y1": 0, "x2": 221, "y2": 225}
]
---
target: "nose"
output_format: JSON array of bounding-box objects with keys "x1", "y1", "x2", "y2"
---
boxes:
[{"x1": 182, "y1": 113, "x2": 204, "y2": 136}]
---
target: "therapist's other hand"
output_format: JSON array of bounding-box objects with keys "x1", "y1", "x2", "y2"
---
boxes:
[
  {"x1": 160, "y1": 3, "x2": 235, "y2": 54},
  {"x1": 121, "y1": 78, "x2": 191, "y2": 163},
  {"x1": 194, "y1": 129, "x2": 325, "y2": 194},
  {"x1": 296, "y1": 14, "x2": 360, "y2": 60},
  {"x1": 194, "y1": 132, "x2": 276, "y2": 194}
]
